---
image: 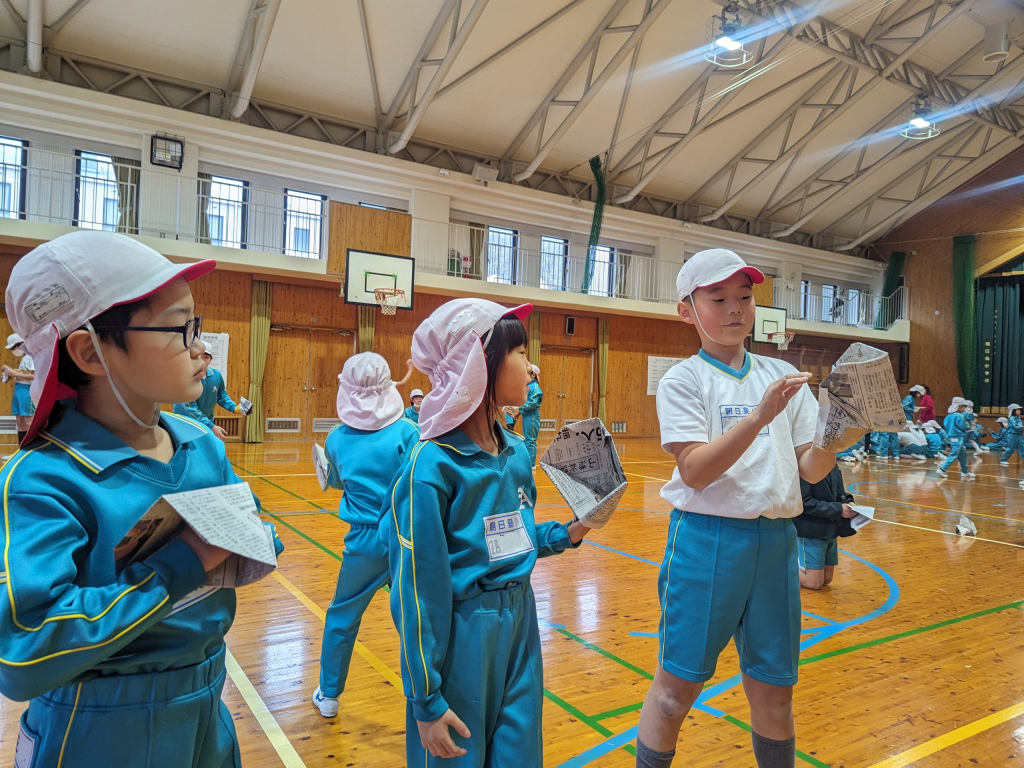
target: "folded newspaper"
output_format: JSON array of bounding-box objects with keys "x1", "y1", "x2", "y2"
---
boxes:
[
  {"x1": 114, "y1": 482, "x2": 278, "y2": 594},
  {"x1": 312, "y1": 442, "x2": 330, "y2": 492},
  {"x1": 540, "y1": 418, "x2": 627, "y2": 529},
  {"x1": 813, "y1": 343, "x2": 907, "y2": 453}
]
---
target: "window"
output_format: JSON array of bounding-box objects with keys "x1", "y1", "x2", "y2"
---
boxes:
[
  {"x1": 586, "y1": 245, "x2": 616, "y2": 297},
  {"x1": 75, "y1": 151, "x2": 120, "y2": 231},
  {"x1": 486, "y1": 226, "x2": 518, "y2": 284},
  {"x1": 285, "y1": 189, "x2": 324, "y2": 258},
  {"x1": 847, "y1": 288, "x2": 862, "y2": 325},
  {"x1": 206, "y1": 176, "x2": 247, "y2": 249},
  {"x1": 821, "y1": 284, "x2": 839, "y2": 323},
  {"x1": 540, "y1": 235, "x2": 569, "y2": 291},
  {"x1": 0, "y1": 137, "x2": 26, "y2": 220}
]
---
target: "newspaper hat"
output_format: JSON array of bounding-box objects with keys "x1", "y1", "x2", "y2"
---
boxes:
[
  {"x1": 909, "y1": 385, "x2": 926, "y2": 395},
  {"x1": 413, "y1": 298, "x2": 532, "y2": 440},
  {"x1": 335, "y1": 352, "x2": 405, "y2": 431},
  {"x1": 410, "y1": 388, "x2": 424, "y2": 400},
  {"x1": 923, "y1": 420, "x2": 942, "y2": 430},
  {"x1": 1009, "y1": 403, "x2": 1022, "y2": 415},
  {"x1": 997, "y1": 416, "x2": 1009, "y2": 426},
  {"x1": 924, "y1": 425, "x2": 936, "y2": 434},
  {"x1": 947, "y1": 397, "x2": 966, "y2": 413},
  {"x1": 676, "y1": 248, "x2": 764, "y2": 301},
  {"x1": 5, "y1": 333, "x2": 23, "y2": 349},
  {"x1": 6, "y1": 231, "x2": 216, "y2": 446}
]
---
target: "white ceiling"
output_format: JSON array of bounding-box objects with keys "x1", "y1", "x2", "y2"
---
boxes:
[{"x1": 3, "y1": 0, "x2": 1024, "y2": 249}]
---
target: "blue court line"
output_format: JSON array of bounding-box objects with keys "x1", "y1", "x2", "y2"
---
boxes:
[
  {"x1": 582, "y1": 539, "x2": 662, "y2": 567},
  {"x1": 802, "y1": 610, "x2": 837, "y2": 625},
  {"x1": 629, "y1": 631, "x2": 658, "y2": 638},
  {"x1": 559, "y1": 547, "x2": 899, "y2": 767}
]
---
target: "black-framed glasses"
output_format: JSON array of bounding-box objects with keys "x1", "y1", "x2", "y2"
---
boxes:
[{"x1": 92, "y1": 314, "x2": 203, "y2": 350}]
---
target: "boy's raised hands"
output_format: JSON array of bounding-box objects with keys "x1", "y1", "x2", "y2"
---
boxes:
[{"x1": 753, "y1": 373, "x2": 812, "y2": 427}]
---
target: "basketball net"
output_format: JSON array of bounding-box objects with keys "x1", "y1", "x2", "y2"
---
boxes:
[
  {"x1": 768, "y1": 331, "x2": 795, "y2": 351},
  {"x1": 374, "y1": 288, "x2": 405, "y2": 316}
]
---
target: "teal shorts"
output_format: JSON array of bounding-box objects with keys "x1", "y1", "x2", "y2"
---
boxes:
[
  {"x1": 797, "y1": 537, "x2": 839, "y2": 571},
  {"x1": 658, "y1": 511, "x2": 800, "y2": 687}
]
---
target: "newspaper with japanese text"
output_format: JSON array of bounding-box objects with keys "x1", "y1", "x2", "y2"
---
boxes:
[
  {"x1": 540, "y1": 418, "x2": 627, "y2": 529},
  {"x1": 813, "y1": 343, "x2": 907, "y2": 453}
]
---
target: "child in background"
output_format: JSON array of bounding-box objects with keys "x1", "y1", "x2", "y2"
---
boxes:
[
  {"x1": 902, "y1": 387, "x2": 921, "y2": 425},
  {"x1": 962, "y1": 401, "x2": 987, "y2": 453},
  {"x1": 0, "y1": 230, "x2": 282, "y2": 767},
  {"x1": 2, "y1": 333, "x2": 35, "y2": 445},
  {"x1": 637, "y1": 249, "x2": 838, "y2": 768},
  {"x1": 519, "y1": 363, "x2": 543, "y2": 466},
  {"x1": 173, "y1": 340, "x2": 241, "y2": 440},
  {"x1": 312, "y1": 353, "x2": 420, "y2": 718},
  {"x1": 795, "y1": 464, "x2": 858, "y2": 590},
  {"x1": 915, "y1": 385, "x2": 935, "y2": 424},
  {"x1": 999, "y1": 404, "x2": 1023, "y2": 471},
  {"x1": 922, "y1": 422, "x2": 946, "y2": 459},
  {"x1": 383, "y1": 298, "x2": 591, "y2": 766},
  {"x1": 404, "y1": 387, "x2": 424, "y2": 423},
  {"x1": 987, "y1": 416, "x2": 1009, "y2": 451},
  {"x1": 938, "y1": 398, "x2": 974, "y2": 480}
]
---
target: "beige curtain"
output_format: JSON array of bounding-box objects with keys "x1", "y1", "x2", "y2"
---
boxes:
[
  {"x1": 112, "y1": 157, "x2": 141, "y2": 234},
  {"x1": 597, "y1": 317, "x2": 609, "y2": 424},
  {"x1": 469, "y1": 222, "x2": 485, "y2": 280},
  {"x1": 528, "y1": 311, "x2": 541, "y2": 369},
  {"x1": 358, "y1": 305, "x2": 376, "y2": 352},
  {"x1": 246, "y1": 280, "x2": 272, "y2": 443},
  {"x1": 196, "y1": 173, "x2": 212, "y2": 245}
]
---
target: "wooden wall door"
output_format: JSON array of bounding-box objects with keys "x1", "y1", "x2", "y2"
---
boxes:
[
  {"x1": 309, "y1": 330, "x2": 355, "y2": 430},
  {"x1": 538, "y1": 347, "x2": 594, "y2": 429}
]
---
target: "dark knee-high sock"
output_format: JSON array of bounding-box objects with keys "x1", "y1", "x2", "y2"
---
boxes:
[
  {"x1": 635, "y1": 738, "x2": 675, "y2": 768},
  {"x1": 751, "y1": 732, "x2": 795, "y2": 768}
]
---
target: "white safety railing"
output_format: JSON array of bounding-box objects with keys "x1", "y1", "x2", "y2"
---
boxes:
[
  {"x1": 412, "y1": 219, "x2": 678, "y2": 304},
  {"x1": 773, "y1": 279, "x2": 907, "y2": 329},
  {"x1": 0, "y1": 145, "x2": 327, "y2": 259}
]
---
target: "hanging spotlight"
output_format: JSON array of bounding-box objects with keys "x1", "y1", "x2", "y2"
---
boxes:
[
  {"x1": 901, "y1": 96, "x2": 940, "y2": 140},
  {"x1": 706, "y1": 3, "x2": 752, "y2": 67}
]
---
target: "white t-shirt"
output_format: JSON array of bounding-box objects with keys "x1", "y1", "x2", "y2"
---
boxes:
[
  {"x1": 657, "y1": 350, "x2": 818, "y2": 519},
  {"x1": 18, "y1": 355, "x2": 34, "y2": 374}
]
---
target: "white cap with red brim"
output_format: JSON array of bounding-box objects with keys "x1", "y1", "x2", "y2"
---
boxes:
[
  {"x1": 6, "y1": 231, "x2": 216, "y2": 446},
  {"x1": 335, "y1": 352, "x2": 405, "y2": 431},
  {"x1": 676, "y1": 248, "x2": 764, "y2": 302},
  {"x1": 413, "y1": 298, "x2": 532, "y2": 440}
]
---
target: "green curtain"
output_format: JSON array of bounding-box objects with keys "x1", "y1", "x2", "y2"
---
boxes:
[
  {"x1": 246, "y1": 280, "x2": 272, "y2": 443},
  {"x1": 469, "y1": 223, "x2": 485, "y2": 280},
  {"x1": 597, "y1": 317, "x2": 609, "y2": 424},
  {"x1": 581, "y1": 155, "x2": 606, "y2": 294},
  {"x1": 196, "y1": 173, "x2": 212, "y2": 245},
  {"x1": 873, "y1": 250, "x2": 906, "y2": 329},
  {"x1": 112, "y1": 157, "x2": 141, "y2": 234},
  {"x1": 358, "y1": 305, "x2": 376, "y2": 352},
  {"x1": 952, "y1": 235, "x2": 979, "y2": 403},
  {"x1": 528, "y1": 311, "x2": 541, "y2": 369},
  {"x1": 977, "y1": 277, "x2": 1024, "y2": 408}
]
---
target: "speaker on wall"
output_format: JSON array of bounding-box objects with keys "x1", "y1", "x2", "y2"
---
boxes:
[{"x1": 565, "y1": 316, "x2": 576, "y2": 336}]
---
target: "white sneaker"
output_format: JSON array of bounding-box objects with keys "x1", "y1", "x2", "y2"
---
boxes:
[
  {"x1": 936, "y1": 468, "x2": 948, "y2": 478},
  {"x1": 312, "y1": 687, "x2": 339, "y2": 718},
  {"x1": 840, "y1": 456, "x2": 856, "y2": 463},
  {"x1": 963, "y1": 472, "x2": 976, "y2": 481},
  {"x1": 1000, "y1": 461, "x2": 1010, "y2": 466},
  {"x1": 878, "y1": 456, "x2": 889, "y2": 462}
]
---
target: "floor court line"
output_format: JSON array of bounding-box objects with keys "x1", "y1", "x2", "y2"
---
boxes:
[
  {"x1": 871, "y1": 516, "x2": 1024, "y2": 548},
  {"x1": 224, "y1": 648, "x2": 307, "y2": 768},
  {"x1": 866, "y1": 699, "x2": 1024, "y2": 768}
]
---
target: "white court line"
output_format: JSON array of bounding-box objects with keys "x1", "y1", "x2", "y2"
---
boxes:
[
  {"x1": 224, "y1": 648, "x2": 307, "y2": 767},
  {"x1": 874, "y1": 517, "x2": 1024, "y2": 548}
]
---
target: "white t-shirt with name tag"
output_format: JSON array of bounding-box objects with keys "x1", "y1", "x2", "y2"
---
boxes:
[{"x1": 657, "y1": 351, "x2": 817, "y2": 519}]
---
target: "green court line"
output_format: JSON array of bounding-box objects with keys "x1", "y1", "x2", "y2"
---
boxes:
[
  {"x1": 799, "y1": 599, "x2": 1024, "y2": 666},
  {"x1": 555, "y1": 628, "x2": 654, "y2": 681},
  {"x1": 543, "y1": 690, "x2": 614, "y2": 737},
  {"x1": 722, "y1": 716, "x2": 830, "y2": 768},
  {"x1": 593, "y1": 702, "x2": 644, "y2": 721},
  {"x1": 233, "y1": 461, "x2": 323, "y2": 511},
  {"x1": 266, "y1": 512, "x2": 343, "y2": 563}
]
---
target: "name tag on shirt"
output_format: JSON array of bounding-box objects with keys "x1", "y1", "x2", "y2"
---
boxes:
[
  {"x1": 720, "y1": 404, "x2": 768, "y2": 437},
  {"x1": 14, "y1": 723, "x2": 35, "y2": 768},
  {"x1": 483, "y1": 511, "x2": 535, "y2": 562}
]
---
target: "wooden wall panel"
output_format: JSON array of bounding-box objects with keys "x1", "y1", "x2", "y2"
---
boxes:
[
  {"x1": 327, "y1": 202, "x2": 412, "y2": 275},
  {"x1": 0, "y1": 249, "x2": 27, "y2": 446},
  {"x1": 373, "y1": 293, "x2": 446, "y2": 406},
  {"x1": 754, "y1": 275, "x2": 774, "y2": 307},
  {"x1": 540, "y1": 312, "x2": 598, "y2": 349}
]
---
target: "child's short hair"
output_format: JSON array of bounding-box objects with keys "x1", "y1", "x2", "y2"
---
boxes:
[{"x1": 56, "y1": 297, "x2": 151, "y2": 390}]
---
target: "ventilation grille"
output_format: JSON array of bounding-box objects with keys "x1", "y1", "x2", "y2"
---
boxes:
[
  {"x1": 565, "y1": 418, "x2": 589, "y2": 426},
  {"x1": 265, "y1": 418, "x2": 301, "y2": 433},
  {"x1": 0, "y1": 416, "x2": 16, "y2": 435},
  {"x1": 312, "y1": 418, "x2": 342, "y2": 433},
  {"x1": 539, "y1": 419, "x2": 557, "y2": 431},
  {"x1": 611, "y1": 421, "x2": 627, "y2": 434}
]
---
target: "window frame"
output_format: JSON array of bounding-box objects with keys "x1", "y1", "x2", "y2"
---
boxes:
[
  {"x1": 206, "y1": 174, "x2": 249, "y2": 250},
  {"x1": 284, "y1": 188, "x2": 326, "y2": 259},
  {"x1": 0, "y1": 136, "x2": 27, "y2": 221},
  {"x1": 540, "y1": 234, "x2": 570, "y2": 291},
  {"x1": 586, "y1": 244, "x2": 617, "y2": 297},
  {"x1": 74, "y1": 150, "x2": 121, "y2": 231},
  {"x1": 486, "y1": 225, "x2": 519, "y2": 285}
]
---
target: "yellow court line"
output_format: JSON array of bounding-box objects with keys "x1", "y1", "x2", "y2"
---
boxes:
[
  {"x1": 269, "y1": 570, "x2": 403, "y2": 688},
  {"x1": 859, "y1": 492, "x2": 1024, "y2": 524},
  {"x1": 224, "y1": 648, "x2": 307, "y2": 768},
  {"x1": 873, "y1": 518, "x2": 1024, "y2": 548},
  {"x1": 868, "y1": 699, "x2": 1024, "y2": 767}
]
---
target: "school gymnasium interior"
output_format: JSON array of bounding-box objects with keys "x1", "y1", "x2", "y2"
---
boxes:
[{"x1": 1, "y1": 0, "x2": 1024, "y2": 765}]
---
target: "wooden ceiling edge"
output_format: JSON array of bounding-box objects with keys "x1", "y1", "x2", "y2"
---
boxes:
[{"x1": 975, "y1": 241, "x2": 1024, "y2": 278}]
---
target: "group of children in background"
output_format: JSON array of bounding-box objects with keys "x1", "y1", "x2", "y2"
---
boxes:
[{"x1": 2, "y1": 230, "x2": 1023, "y2": 768}]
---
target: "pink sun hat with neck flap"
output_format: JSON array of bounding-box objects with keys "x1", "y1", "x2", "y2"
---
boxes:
[
  {"x1": 413, "y1": 298, "x2": 532, "y2": 440},
  {"x1": 336, "y1": 352, "x2": 405, "y2": 431}
]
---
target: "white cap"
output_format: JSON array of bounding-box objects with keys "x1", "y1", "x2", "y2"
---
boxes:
[
  {"x1": 531, "y1": 364, "x2": 540, "y2": 376},
  {"x1": 675, "y1": 248, "x2": 764, "y2": 302},
  {"x1": 335, "y1": 352, "x2": 405, "y2": 431},
  {"x1": 997, "y1": 416, "x2": 1009, "y2": 426},
  {"x1": 5, "y1": 231, "x2": 215, "y2": 445},
  {"x1": 1009, "y1": 403, "x2": 1022, "y2": 415},
  {"x1": 924, "y1": 425, "x2": 936, "y2": 434},
  {"x1": 909, "y1": 385, "x2": 926, "y2": 395},
  {"x1": 948, "y1": 397, "x2": 966, "y2": 413},
  {"x1": 196, "y1": 339, "x2": 211, "y2": 356},
  {"x1": 924, "y1": 420, "x2": 942, "y2": 430},
  {"x1": 410, "y1": 388, "x2": 423, "y2": 399},
  {"x1": 5, "y1": 333, "x2": 23, "y2": 349}
]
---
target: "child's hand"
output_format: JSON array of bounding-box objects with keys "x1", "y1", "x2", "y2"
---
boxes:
[
  {"x1": 180, "y1": 526, "x2": 230, "y2": 572},
  {"x1": 753, "y1": 373, "x2": 811, "y2": 427},
  {"x1": 841, "y1": 504, "x2": 857, "y2": 519},
  {"x1": 417, "y1": 709, "x2": 470, "y2": 758},
  {"x1": 568, "y1": 520, "x2": 589, "y2": 544}
]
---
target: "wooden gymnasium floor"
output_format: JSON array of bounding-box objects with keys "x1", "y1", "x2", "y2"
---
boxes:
[{"x1": 2, "y1": 438, "x2": 1023, "y2": 767}]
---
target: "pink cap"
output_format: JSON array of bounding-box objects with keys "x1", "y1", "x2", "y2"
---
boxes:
[
  {"x1": 335, "y1": 352, "x2": 405, "y2": 431},
  {"x1": 412, "y1": 298, "x2": 531, "y2": 440}
]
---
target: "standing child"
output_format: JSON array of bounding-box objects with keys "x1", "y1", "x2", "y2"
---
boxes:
[
  {"x1": 383, "y1": 298, "x2": 591, "y2": 766},
  {"x1": 999, "y1": 404, "x2": 1023, "y2": 471},
  {"x1": 916, "y1": 385, "x2": 936, "y2": 425},
  {"x1": 636, "y1": 249, "x2": 838, "y2": 768},
  {"x1": 519, "y1": 363, "x2": 543, "y2": 466},
  {"x1": 2, "y1": 332, "x2": 35, "y2": 444},
  {"x1": 902, "y1": 387, "x2": 921, "y2": 425},
  {"x1": 0, "y1": 230, "x2": 282, "y2": 767},
  {"x1": 938, "y1": 398, "x2": 974, "y2": 479},
  {"x1": 405, "y1": 387, "x2": 424, "y2": 423},
  {"x1": 312, "y1": 353, "x2": 420, "y2": 717},
  {"x1": 173, "y1": 340, "x2": 241, "y2": 440}
]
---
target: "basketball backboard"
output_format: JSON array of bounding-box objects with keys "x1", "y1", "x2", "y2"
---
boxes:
[
  {"x1": 753, "y1": 305, "x2": 787, "y2": 343},
  {"x1": 343, "y1": 249, "x2": 415, "y2": 310}
]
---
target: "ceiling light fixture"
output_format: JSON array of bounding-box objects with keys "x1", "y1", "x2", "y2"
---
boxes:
[
  {"x1": 901, "y1": 97, "x2": 940, "y2": 140},
  {"x1": 706, "y1": 4, "x2": 752, "y2": 68}
]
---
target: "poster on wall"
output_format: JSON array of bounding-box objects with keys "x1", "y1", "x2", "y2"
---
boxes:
[
  {"x1": 201, "y1": 332, "x2": 229, "y2": 382},
  {"x1": 647, "y1": 356, "x2": 686, "y2": 396}
]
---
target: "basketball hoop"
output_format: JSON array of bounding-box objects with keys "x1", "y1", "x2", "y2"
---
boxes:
[
  {"x1": 768, "y1": 331, "x2": 795, "y2": 351},
  {"x1": 374, "y1": 288, "x2": 405, "y2": 316}
]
